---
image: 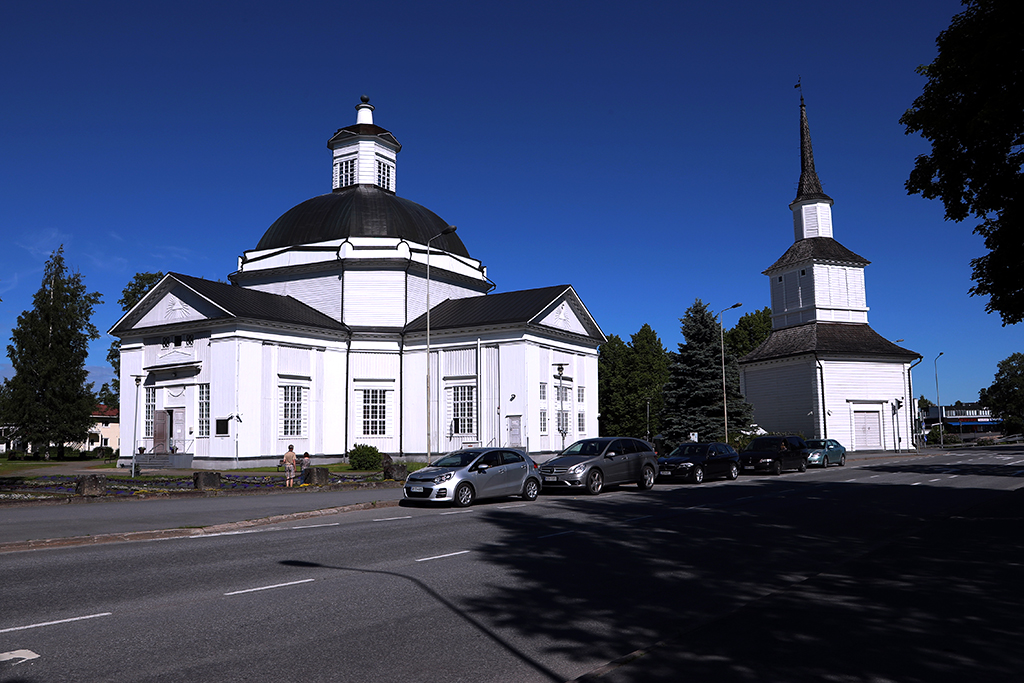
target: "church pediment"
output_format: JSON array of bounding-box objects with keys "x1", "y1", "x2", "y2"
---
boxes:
[
  {"x1": 536, "y1": 299, "x2": 589, "y2": 335},
  {"x1": 134, "y1": 286, "x2": 228, "y2": 329}
]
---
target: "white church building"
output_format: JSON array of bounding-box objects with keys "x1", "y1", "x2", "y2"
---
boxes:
[
  {"x1": 111, "y1": 97, "x2": 605, "y2": 469},
  {"x1": 739, "y1": 98, "x2": 921, "y2": 452}
]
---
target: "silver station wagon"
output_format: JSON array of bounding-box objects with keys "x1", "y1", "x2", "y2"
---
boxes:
[
  {"x1": 539, "y1": 437, "x2": 658, "y2": 495},
  {"x1": 404, "y1": 448, "x2": 542, "y2": 507}
]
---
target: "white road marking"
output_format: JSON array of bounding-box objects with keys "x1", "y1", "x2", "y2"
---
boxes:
[
  {"x1": 930, "y1": 478, "x2": 943, "y2": 483},
  {"x1": 623, "y1": 516, "x2": 652, "y2": 523},
  {"x1": 911, "y1": 482, "x2": 923, "y2": 486},
  {"x1": 440, "y1": 510, "x2": 474, "y2": 515},
  {"x1": 292, "y1": 522, "x2": 340, "y2": 529},
  {"x1": 539, "y1": 530, "x2": 575, "y2": 539},
  {"x1": 0, "y1": 650, "x2": 40, "y2": 664},
  {"x1": 416, "y1": 550, "x2": 470, "y2": 562},
  {"x1": 497, "y1": 503, "x2": 527, "y2": 509},
  {"x1": 372, "y1": 516, "x2": 412, "y2": 522},
  {"x1": 0, "y1": 612, "x2": 112, "y2": 634},
  {"x1": 193, "y1": 529, "x2": 266, "y2": 539},
  {"x1": 224, "y1": 579, "x2": 314, "y2": 596}
]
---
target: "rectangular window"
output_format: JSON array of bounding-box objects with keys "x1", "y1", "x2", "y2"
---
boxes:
[
  {"x1": 556, "y1": 385, "x2": 571, "y2": 402},
  {"x1": 361, "y1": 389, "x2": 387, "y2": 436},
  {"x1": 539, "y1": 382, "x2": 547, "y2": 401},
  {"x1": 452, "y1": 386, "x2": 475, "y2": 435},
  {"x1": 144, "y1": 387, "x2": 156, "y2": 437},
  {"x1": 376, "y1": 160, "x2": 393, "y2": 191},
  {"x1": 578, "y1": 411, "x2": 586, "y2": 433},
  {"x1": 280, "y1": 385, "x2": 307, "y2": 437},
  {"x1": 557, "y1": 410, "x2": 570, "y2": 435},
  {"x1": 577, "y1": 386, "x2": 585, "y2": 403},
  {"x1": 539, "y1": 409, "x2": 547, "y2": 434},
  {"x1": 215, "y1": 419, "x2": 230, "y2": 436},
  {"x1": 198, "y1": 384, "x2": 210, "y2": 437},
  {"x1": 336, "y1": 158, "x2": 355, "y2": 188}
]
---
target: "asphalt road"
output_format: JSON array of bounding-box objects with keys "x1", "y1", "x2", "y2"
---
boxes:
[{"x1": 2, "y1": 447, "x2": 1023, "y2": 682}]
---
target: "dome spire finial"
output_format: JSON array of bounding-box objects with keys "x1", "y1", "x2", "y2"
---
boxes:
[
  {"x1": 355, "y1": 95, "x2": 374, "y2": 125},
  {"x1": 794, "y1": 91, "x2": 830, "y2": 204}
]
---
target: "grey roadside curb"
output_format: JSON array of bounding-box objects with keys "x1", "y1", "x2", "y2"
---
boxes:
[{"x1": 0, "y1": 498, "x2": 402, "y2": 554}]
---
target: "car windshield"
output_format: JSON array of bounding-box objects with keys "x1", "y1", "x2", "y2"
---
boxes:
[
  {"x1": 744, "y1": 437, "x2": 783, "y2": 452},
  {"x1": 805, "y1": 440, "x2": 827, "y2": 448},
  {"x1": 667, "y1": 444, "x2": 709, "y2": 457},
  {"x1": 431, "y1": 451, "x2": 482, "y2": 468},
  {"x1": 561, "y1": 440, "x2": 607, "y2": 456}
]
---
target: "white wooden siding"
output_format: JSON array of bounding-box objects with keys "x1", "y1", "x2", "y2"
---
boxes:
[{"x1": 345, "y1": 270, "x2": 405, "y2": 326}]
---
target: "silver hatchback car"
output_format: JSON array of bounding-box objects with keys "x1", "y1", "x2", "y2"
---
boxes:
[{"x1": 404, "y1": 448, "x2": 542, "y2": 507}]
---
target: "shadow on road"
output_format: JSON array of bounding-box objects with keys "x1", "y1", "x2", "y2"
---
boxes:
[{"x1": 456, "y1": 470, "x2": 1024, "y2": 682}]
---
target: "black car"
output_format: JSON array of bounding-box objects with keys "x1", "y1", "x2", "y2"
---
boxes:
[
  {"x1": 739, "y1": 435, "x2": 809, "y2": 475},
  {"x1": 658, "y1": 442, "x2": 740, "y2": 484}
]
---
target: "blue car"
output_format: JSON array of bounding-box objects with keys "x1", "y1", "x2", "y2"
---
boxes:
[{"x1": 805, "y1": 439, "x2": 846, "y2": 467}]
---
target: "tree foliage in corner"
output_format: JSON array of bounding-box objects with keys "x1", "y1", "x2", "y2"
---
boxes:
[
  {"x1": 597, "y1": 325, "x2": 669, "y2": 440},
  {"x1": 900, "y1": 0, "x2": 1024, "y2": 325},
  {"x1": 661, "y1": 300, "x2": 753, "y2": 448},
  {"x1": 724, "y1": 306, "x2": 773, "y2": 358},
  {"x1": 979, "y1": 352, "x2": 1024, "y2": 435},
  {"x1": 103, "y1": 271, "x2": 164, "y2": 405},
  {"x1": 2, "y1": 247, "x2": 102, "y2": 456}
]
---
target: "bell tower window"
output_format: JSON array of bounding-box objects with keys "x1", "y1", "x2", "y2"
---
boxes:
[
  {"x1": 334, "y1": 158, "x2": 356, "y2": 189},
  {"x1": 376, "y1": 160, "x2": 394, "y2": 191}
]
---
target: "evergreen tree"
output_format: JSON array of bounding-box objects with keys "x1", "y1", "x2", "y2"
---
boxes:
[
  {"x1": 724, "y1": 306, "x2": 773, "y2": 358},
  {"x1": 661, "y1": 299, "x2": 753, "y2": 448},
  {"x1": 625, "y1": 324, "x2": 669, "y2": 441},
  {"x1": 598, "y1": 334, "x2": 630, "y2": 436},
  {"x1": 3, "y1": 247, "x2": 102, "y2": 457},
  {"x1": 105, "y1": 271, "x2": 163, "y2": 404}
]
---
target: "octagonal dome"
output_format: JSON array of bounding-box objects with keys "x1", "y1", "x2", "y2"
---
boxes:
[{"x1": 256, "y1": 184, "x2": 469, "y2": 257}]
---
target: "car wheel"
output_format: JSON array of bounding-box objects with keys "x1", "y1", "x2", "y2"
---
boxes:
[
  {"x1": 638, "y1": 465, "x2": 656, "y2": 490},
  {"x1": 798, "y1": 458, "x2": 807, "y2": 473},
  {"x1": 522, "y1": 478, "x2": 539, "y2": 501},
  {"x1": 691, "y1": 465, "x2": 705, "y2": 484},
  {"x1": 839, "y1": 453, "x2": 846, "y2": 466},
  {"x1": 726, "y1": 462, "x2": 739, "y2": 480},
  {"x1": 820, "y1": 455, "x2": 829, "y2": 468},
  {"x1": 454, "y1": 482, "x2": 475, "y2": 507},
  {"x1": 771, "y1": 459, "x2": 782, "y2": 476},
  {"x1": 585, "y1": 469, "x2": 603, "y2": 495}
]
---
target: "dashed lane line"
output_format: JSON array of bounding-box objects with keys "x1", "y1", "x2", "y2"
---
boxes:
[
  {"x1": 224, "y1": 579, "x2": 314, "y2": 596},
  {"x1": 415, "y1": 550, "x2": 471, "y2": 562},
  {"x1": 0, "y1": 612, "x2": 112, "y2": 634}
]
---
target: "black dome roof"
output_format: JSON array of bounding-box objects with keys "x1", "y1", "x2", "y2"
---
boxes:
[{"x1": 256, "y1": 184, "x2": 469, "y2": 257}]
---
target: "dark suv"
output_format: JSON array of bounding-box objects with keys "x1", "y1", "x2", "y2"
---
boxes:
[
  {"x1": 739, "y1": 435, "x2": 809, "y2": 475},
  {"x1": 540, "y1": 437, "x2": 658, "y2": 494}
]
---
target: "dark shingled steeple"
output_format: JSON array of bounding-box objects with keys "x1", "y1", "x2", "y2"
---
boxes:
[{"x1": 792, "y1": 95, "x2": 833, "y2": 205}]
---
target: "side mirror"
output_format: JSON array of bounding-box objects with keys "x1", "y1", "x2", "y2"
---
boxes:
[
  {"x1": 476, "y1": 463, "x2": 490, "y2": 472},
  {"x1": 605, "y1": 451, "x2": 617, "y2": 458}
]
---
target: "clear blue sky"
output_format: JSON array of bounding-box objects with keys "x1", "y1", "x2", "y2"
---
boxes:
[{"x1": 1, "y1": 0, "x2": 1017, "y2": 405}]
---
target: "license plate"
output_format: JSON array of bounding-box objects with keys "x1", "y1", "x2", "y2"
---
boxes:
[
  {"x1": 659, "y1": 471, "x2": 672, "y2": 477},
  {"x1": 410, "y1": 485, "x2": 424, "y2": 493},
  {"x1": 543, "y1": 476, "x2": 557, "y2": 482},
  {"x1": 743, "y1": 465, "x2": 753, "y2": 470}
]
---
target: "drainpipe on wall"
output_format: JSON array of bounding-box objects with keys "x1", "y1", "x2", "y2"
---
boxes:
[
  {"x1": 814, "y1": 353, "x2": 827, "y2": 440},
  {"x1": 908, "y1": 357, "x2": 923, "y2": 449}
]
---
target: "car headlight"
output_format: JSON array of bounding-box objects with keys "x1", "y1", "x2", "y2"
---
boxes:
[
  {"x1": 679, "y1": 462, "x2": 693, "y2": 468},
  {"x1": 568, "y1": 463, "x2": 586, "y2": 476},
  {"x1": 432, "y1": 471, "x2": 454, "y2": 484}
]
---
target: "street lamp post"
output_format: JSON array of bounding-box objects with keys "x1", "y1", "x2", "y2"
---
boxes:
[
  {"x1": 554, "y1": 363, "x2": 567, "y2": 450},
  {"x1": 717, "y1": 303, "x2": 742, "y2": 444},
  {"x1": 132, "y1": 375, "x2": 142, "y2": 478},
  {"x1": 934, "y1": 352, "x2": 944, "y2": 448},
  {"x1": 426, "y1": 226, "x2": 457, "y2": 466}
]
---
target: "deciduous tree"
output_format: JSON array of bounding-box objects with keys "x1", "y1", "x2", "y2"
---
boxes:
[
  {"x1": 3, "y1": 247, "x2": 102, "y2": 457},
  {"x1": 979, "y1": 352, "x2": 1024, "y2": 435},
  {"x1": 105, "y1": 272, "x2": 163, "y2": 404},
  {"x1": 724, "y1": 306, "x2": 773, "y2": 358},
  {"x1": 900, "y1": 0, "x2": 1024, "y2": 325}
]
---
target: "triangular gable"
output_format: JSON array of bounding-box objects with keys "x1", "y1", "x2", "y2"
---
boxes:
[
  {"x1": 537, "y1": 299, "x2": 589, "y2": 335},
  {"x1": 529, "y1": 286, "x2": 605, "y2": 343},
  {"x1": 134, "y1": 285, "x2": 230, "y2": 329}
]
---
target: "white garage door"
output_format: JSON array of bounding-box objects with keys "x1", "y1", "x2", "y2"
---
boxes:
[{"x1": 854, "y1": 411, "x2": 882, "y2": 450}]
